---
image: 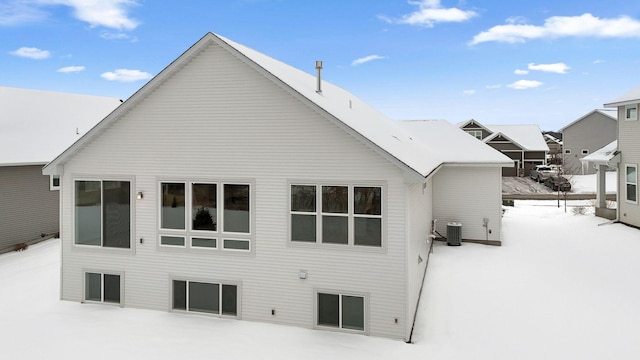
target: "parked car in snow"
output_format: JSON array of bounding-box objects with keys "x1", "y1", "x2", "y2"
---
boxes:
[
  {"x1": 544, "y1": 175, "x2": 572, "y2": 192},
  {"x1": 529, "y1": 165, "x2": 557, "y2": 183}
]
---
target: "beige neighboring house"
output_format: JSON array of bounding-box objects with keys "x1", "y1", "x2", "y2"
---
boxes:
[
  {"x1": 459, "y1": 119, "x2": 549, "y2": 176},
  {"x1": 559, "y1": 109, "x2": 617, "y2": 175},
  {"x1": 43, "y1": 33, "x2": 512, "y2": 341},
  {"x1": 0, "y1": 86, "x2": 121, "y2": 253}
]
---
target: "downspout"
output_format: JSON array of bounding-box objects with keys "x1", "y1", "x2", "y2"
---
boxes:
[{"x1": 407, "y1": 234, "x2": 434, "y2": 343}]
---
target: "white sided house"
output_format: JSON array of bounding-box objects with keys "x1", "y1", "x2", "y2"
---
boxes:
[
  {"x1": 0, "y1": 86, "x2": 121, "y2": 253},
  {"x1": 44, "y1": 33, "x2": 511, "y2": 341},
  {"x1": 600, "y1": 88, "x2": 640, "y2": 228}
]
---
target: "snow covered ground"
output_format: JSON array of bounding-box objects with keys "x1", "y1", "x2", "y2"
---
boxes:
[{"x1": 1, "y1": 200, "x2": 639, "y2": 359}]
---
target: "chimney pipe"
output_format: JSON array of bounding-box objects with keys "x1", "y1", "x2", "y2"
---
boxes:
[{"x1": 315, "y1": 60, "x2": 323, "y2": 93}]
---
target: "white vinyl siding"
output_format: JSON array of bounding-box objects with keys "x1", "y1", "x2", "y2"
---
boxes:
[
  {"x1": 618, "y1": 105, "x2": 640, "y2": 228},
  {"x1": 57, "y1": 41, "x2": 408, "y2": 340},
  {"x1": 432, "y1": 166, "x2": 503, "y2": 243}
]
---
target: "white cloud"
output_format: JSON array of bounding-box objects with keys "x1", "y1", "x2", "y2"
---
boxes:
[
  {"x1": 351, "y1": 55, "x2": 385, "y2": 66},
  {"x1": 1, "y1": 0, "x2": 139, "y2": 31},
  {"x1": 514, "y1": 69, "x2": 529, "y2": 75},
  {"x1": 57, "y1": 65, "x2": 85, "y2": 73},
  {"x1": 463, "y1": 89, "x2": 476, "y2": 95},
  {"x1": 9, "y1": 47, "x2": 50, "y2": 59},
  {"x1": 508, "y1": 80, "x2": 543, "y2": 90},
  {"x1": 486, "y1": 84, "x2": 502, "y2": 89},
  {"x1": 528, "y1": 62, "x2": 570, "y2": 74},
  {"x1": 380, "y1": 0, "x2": 477, "y2": 27},
  {"x1": 470, "y1": 13, "x2": 640, "y2": 45},
  {"x1": 101, "y1": 68, "x2": 151, "y2": 82},
  {"x1": 593, "y1": 59, "x2": 604, "y2": 64},
  {"x1": 0, "y1": 1, "x2": 47, "y2": 25}
]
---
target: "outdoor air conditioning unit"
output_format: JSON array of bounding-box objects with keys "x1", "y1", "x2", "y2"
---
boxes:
[{"x1": 447, "y1": 222, "x2": 462, "y2": 246}]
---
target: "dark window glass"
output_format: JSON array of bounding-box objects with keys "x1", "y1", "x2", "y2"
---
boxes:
[
  {"x1": 354, "y1": 217, "x2": 382, "y2": 247},
  {"x1": 224, "y1": 184, "x2": 250, "y2": 233},
  {"x1": 322, "y1": 186, "x2": 348, "y2": 213},
  {"x1": 161, "y1": 236, "x2": 185, "y2": 246},
  {"x1": 192, "y1": 183, "x2": 217, "y2": 231},
  {"x1": 85, "y1": 272, "x2": 101, "y2": 302},
  {"x1": 103, "y1": 274, "x2": 121, "y2": 303},
  {"x1": 173, "y1": 280, "x2": 186, "y2": 310},
  {"x1": 162, "y1": 183, "x2": 185, "y2": 229},
  {"x1": 222, "y1": 284, "x2": 237, "y2": 316},
  {"x1": 342, "y1": 295, "x2": 364, "y2": 331},
  {"x1": 322, "y1": 216, "x2": 348, "y2": 244},
  {"x1": 354, "y1": 187, "x2": 381, "y2": 215},
  {"x1": 291, "y1": 214, "x2": 316, "y2": 242},
  {"x1": 75, "y1": 181, "x2": 101, "y2": 246},
  {"x1": 52, "y1": 176, "x2": 60, "y2": 187},
  {"x1": 223, "y1": 239, "x2": 250, "y2": 251},
  {"x1": 192, "y1": 237, "x2": 217, "y2": 248},
  {"x1": 103, "y1": 181, "x2": 130, "y2": 248},
  {"x1": 189, "y1": 282, "x2": 219, "y2": 314},
  {"x1": 291, "y1": 185, "x2": 316, "y2": 212},
  {"x1": 318, "y1": 293, "x2": 339, "y2": 327}
]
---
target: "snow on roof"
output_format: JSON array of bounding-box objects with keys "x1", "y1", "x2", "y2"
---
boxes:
[
  {"x1": 559, "y1": 109, "x2": 617, "y2": 132},
  {"x1": 0, "y1": 86, "x2": 121, "y2": 166},
  {"x1": 46, "y1": 33, "x2": 466, "y2": 179},
  {"x1": 400, "y1": 120, "x2": 513, "y2": 166},
  {"x1": 216, "y1": 34, "x2": 443, "y2": 177},
  {"x1": 604, "y1": 86, "x2": 640, "y2": 107},
  {"x1": 581, "y1": 140, "x2": 618, "y2": 164},
  {"x1": 485, "y1": 124, "x2": 549, "y2": 152}
]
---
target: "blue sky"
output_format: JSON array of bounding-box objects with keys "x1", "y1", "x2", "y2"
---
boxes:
[{"x1": 2, "y1": 0, "x2": 640, "y2": 131}]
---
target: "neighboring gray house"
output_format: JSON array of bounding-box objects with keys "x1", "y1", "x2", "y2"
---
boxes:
[
  {"x1": 43, "y1": 33, "x2": 511, "y2": 341},
  {"x1": 459, "y1": 119, "x2": 549, "y2": 176},
  {"x1": 0, "y1": 86, "x2": 121, "y2": 253},
  {"x1": 559, "y1": 109, "x2": 617, "y2": 175}
]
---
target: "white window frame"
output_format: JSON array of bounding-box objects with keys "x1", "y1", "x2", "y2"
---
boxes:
[
  {"x1": 581, "y1": 149, "x2": 589, "y2": 155},
  {"x1": 83, "y1": 270, "x2": 123, "y2": 305},
  {"x1": 625, "y1": 164, "x2": 638, "y2": 204},
  {"x1": 467, "y1": 130, "x2": 483, "y2": 139},
  {"x1": 315, "y1": 290, "x2": 367, "y2": 333},
  {"x1": 50, "y1": 175, "x2": 60, "y2": 191},
  {"x1": 564, "y1": 149, "x2": 571, "y2": 155},
  {"x1": 73, "y1": 178, "x2": 134, "y2": 250},
  {"x1": 289, "y1": 183, "x2": 384, "y2": 248},
  {"x1": 625, "y1": 105, "x2": 638, "y2": 121},
  {"x1": 158, "y1": 180, "x2": 253, "y2": 252},
  {"x1": 170, "y1": 278, "x2": 240, "y2": 317}
]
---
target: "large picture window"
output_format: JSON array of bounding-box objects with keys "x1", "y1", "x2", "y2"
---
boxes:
[
  {"x1": 626, "y1": 164, "x2": 637, "y2": 203},
  {"x1": 85, "y1": 272, "x2": 121, "y2": 304},
  {"x1": 290, "y1": 184, "x2": 383, "y2": 247},
  {"x1": 160, "y1": 181, "x2": 251, "y2": 251},
  {"x1": 172, "y1": 280, "x2": 237, "y2": 316},
  {"x1": 317, "y1": 292, "x2": 364, "y2": 331},
  {"x1": 75, "y1": 180, "x2": 131, "y2": 248}
]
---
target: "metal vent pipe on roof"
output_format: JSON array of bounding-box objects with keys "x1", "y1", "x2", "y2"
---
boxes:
[{"x1": 315, "y1": 60, "x2": 323, "y2": 93}]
